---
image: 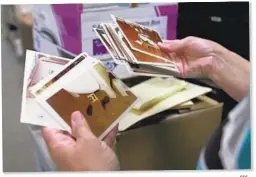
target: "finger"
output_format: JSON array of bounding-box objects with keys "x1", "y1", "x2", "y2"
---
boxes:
[
  {"x1": 42, "y1": 127, "x2": 76, "y2": 162},
  {"x1": 182, "y1": 56, "x2": 214, "y2": 78},
  {"x1": 103, "y1": 126, "x2": 118, "y2": 147},
  {"x1": 71, "y1": 111, "x2": 95, "y2": 140},
  {"x1": 177, "y1": 54, "x2": 189, "y2": 78},
  {"x1": 42, "y1": 127, "x2": 63, "y2": 149},
  {"x1": 162, "y1": 39, "x2": 181, "y2": 44},
  {"x1": 168, "y1": 53, "x2": 185, "y2": 77},
  {"x1": 158, "y1": 40, "x2": 185, "y2": 53}
]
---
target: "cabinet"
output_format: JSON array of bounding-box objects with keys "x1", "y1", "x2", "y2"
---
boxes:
[{"x1": 176, "y1": 2, "x2": 249, "y2": 119}]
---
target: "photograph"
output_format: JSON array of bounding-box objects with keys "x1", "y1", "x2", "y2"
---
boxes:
[
  {"x1": 35, "y1": 59, "x2": 137, "y2": 137},
  {"x1": 114, "y1": 16, "x2": 173, "y2": 62},
  {"x1": 20, "y1": 50, "x2": 69, "y2": 129},
  {"x1": 94, "y1": 27, "x2": 126, "y2": 65},
  {"x1": 107, "y1": 21, "x2": 177, "y2": 67},
  {"x1": 108, "y1": 23, "x2": 137, "y2": 63},
  {"x1": 101, "y1": 25, "x2": 126, "y2": 60},
  {"x1": 1, "y1": 2, "x2": 251, "y2": 174},
  {"x1": 32, "y1": 53, "x2": 88, "y2": 96},
  {"x1": 27, "y1": 52, "x2": 70, "y2": 96},
  {"x1": 94, "y1": 28, "x2": 120, "y2": 60}
]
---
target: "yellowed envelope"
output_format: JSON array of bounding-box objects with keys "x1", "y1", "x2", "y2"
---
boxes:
[
  {"x1": 118, "y1": 78, "x2": 212, "y2": 131},
  {"x1": 131, "y1": 77, "x2": 188, "y2": 112},
  {"x1": 173, "y1": 100, "x2": 194, "y2": 109}
]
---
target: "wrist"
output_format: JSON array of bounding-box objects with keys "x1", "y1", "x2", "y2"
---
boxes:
[
  {"x1": 209, "y1": 44, "x2": 250, "y2": 101},
  {"x1": 208, "y1": 43, "x2": 231, "y2": 83}
]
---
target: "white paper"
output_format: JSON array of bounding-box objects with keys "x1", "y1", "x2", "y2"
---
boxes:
[{"x1": 20, "y1": 50, "x2": 71, "y2": 130}]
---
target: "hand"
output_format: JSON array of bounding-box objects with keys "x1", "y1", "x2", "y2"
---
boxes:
[
  {"x1": 42, "y1": 111, "x2": 120, "y2": 171},
  {"x1": 158, "y1": 36, "x2": 250, "y2": 101},
  {"x1": 158, "y1": 36, "x2": 226, "y2": 79}
]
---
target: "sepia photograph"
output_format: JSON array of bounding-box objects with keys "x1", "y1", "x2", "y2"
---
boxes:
[
  {"x1": 114, "y1": 16, "x2": 173, "y2": 62},
  {"x1": 41, "y1": 60, "x2": 137, "y2": 137}
]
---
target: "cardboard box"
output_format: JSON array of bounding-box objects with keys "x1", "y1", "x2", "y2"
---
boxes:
[{"x1": 116, "y1": 102, "x2": 223, "y2": 170}]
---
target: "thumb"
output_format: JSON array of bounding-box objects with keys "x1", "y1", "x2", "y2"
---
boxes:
[{"x1": 71, "y1": 111, "x2": 95, "y2": 140}]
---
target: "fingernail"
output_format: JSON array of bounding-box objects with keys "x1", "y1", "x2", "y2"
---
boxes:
[{"x1": 72, "y1": 111, "x2": 84, "y2": 125}]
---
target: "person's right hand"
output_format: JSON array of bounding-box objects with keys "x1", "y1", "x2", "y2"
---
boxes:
[{"x1": 158, "y1": 36, "x2": 227, "y2": 79}]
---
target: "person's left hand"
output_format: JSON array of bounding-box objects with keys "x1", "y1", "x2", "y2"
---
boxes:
[{"x1": 42, "y1": 111, "x2": 120, "y2": 171}]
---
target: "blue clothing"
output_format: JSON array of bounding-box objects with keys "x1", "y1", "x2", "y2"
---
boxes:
[{"x1": 197, "y1": 94, "x2": 251, "y2": 170}]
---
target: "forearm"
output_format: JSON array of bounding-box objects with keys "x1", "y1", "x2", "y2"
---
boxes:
[{"x1": 210, "y1": 47, "x2": 250, "y2": 101}]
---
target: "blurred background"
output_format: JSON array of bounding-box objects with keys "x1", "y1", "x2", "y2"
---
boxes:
[
  {"x1": 1, "y1": 2, "x2": 249, "y2": 172},
  {"x1": 2, "y1": 5, "x2": 37, "y2": 172}
]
